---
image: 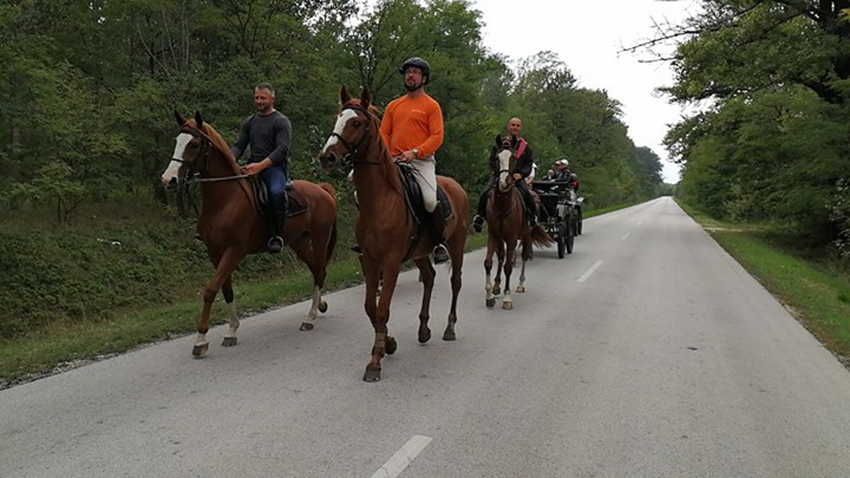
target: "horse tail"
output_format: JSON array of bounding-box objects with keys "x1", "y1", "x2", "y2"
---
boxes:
[
  {"x1": 530, "y1": 225, "x2": 554, "y2": 248},
  {"x1": 318, "y1": 182, "x2": 338, "y2": 259}
]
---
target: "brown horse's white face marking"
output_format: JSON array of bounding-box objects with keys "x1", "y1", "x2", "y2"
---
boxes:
[
  {"x1": 161, "y1": 132, "x2": 196, "y2": 187},
  {"x1": 321, "y1": 109, "x2": 359, "y2": 154},
  {"x1": 497, "y1": 148, "x2": 514, "y2": 191}
]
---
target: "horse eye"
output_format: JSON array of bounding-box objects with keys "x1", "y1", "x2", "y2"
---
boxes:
[
  {"x1": 353, "y1": 120, "x2": 361, "y2": 128},
  {"x1": 187, "y1": 142, "x2": 199, "y2": 149}
]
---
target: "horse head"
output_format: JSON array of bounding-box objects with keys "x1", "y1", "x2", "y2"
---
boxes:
[
  {"x1": 319, "y1": 86, "x2": 379, "y2": 172},
  {"x1": 493, "y1": 134, "x2": 516, "y2": 193},
  {"x1": 161, "y1": 111, "x2": 212, "y2": 189}
]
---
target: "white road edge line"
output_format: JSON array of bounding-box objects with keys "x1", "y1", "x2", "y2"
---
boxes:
[
  {"x1": 577, "y1": 260, "x2": 604, "y2": 283},
  {"x1": 621, "y1": 232, "x2": 630, "y2": 241},
  {"x1": 371, "y1": 435, "x2": 433, "y2": 478}
]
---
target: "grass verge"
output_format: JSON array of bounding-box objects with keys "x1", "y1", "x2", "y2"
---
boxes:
[
  {"x1": 0, "y1": 200, "x2": 643, "y2": 387},
  {"x1": 676, "y1": 199, "x2": 850, "y2": 368}
]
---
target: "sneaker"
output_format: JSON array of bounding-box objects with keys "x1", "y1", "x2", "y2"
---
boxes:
[
  {"x1": 433, "y1": 244, "x2": 449, "y2": 264},
  {"x1": 472, "y1": 215, "x2": 484, "y2": 233},
  {"x1": 267, "y1": 236, "x2": 284, "y2": 254}
]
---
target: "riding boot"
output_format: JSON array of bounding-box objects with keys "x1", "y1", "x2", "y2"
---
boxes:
[
  {"x1": 268, "y1": 211, "x2": 286, "y2": 254},
  {"x1": 472, "y1": 189, "x2": 489, "y2": 233},
  {"x1": 431, "y1": 203, "x2": 449, "y2": 264}
]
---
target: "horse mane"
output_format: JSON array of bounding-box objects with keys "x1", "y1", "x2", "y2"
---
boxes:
[{"x1": 184, "y1": 119, "x2": 243, "y2": 176}]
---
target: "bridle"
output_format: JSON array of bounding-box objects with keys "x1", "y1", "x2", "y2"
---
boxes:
[
  {"x1": 172, "y1": 126, "x2": 248, "y2": 183},
  {"x1": 327, "y1": 104, "x2": 383, "y2": 168}
]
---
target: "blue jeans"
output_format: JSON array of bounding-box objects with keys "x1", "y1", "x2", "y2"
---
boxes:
[{"x1": 259, "y1": 164, "x2": 288, "y2": 215}]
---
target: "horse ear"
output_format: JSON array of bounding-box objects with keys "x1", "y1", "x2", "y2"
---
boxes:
[
  {"x1": 340, "y1": 85, "x2": 351, "y2": 105},
  {"x1": 194, "y1": 111, "x2": 205, "y2": 130},
  {"x1": 175, "y1": 110, "x2": 186, "y2": 126},
  {"x1": 494, "y1": 134, "x2": 502, "y2": 146},
  {"x1": 360, "y1": 86, "x2": 372, "y2": 108}
]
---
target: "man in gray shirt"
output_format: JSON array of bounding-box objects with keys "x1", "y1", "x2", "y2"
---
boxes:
[{"x1": 230, "y1": 82, "x2": 292, "y2": 253}]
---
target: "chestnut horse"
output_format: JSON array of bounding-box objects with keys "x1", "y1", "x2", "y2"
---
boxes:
[
  {"x1": 318, "y1": 87, "x2": 469, "y2": 382},
  {"x1": 485, "y1": 135, "x2": 552, "y2": 310},
  {"x1": 161, "y1": 112, "x2": 338, "y2": 357}
]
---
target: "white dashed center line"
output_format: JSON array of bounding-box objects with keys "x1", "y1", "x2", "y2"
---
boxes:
[
  {"x1": 577, "y1": 260, "x2": 604, "y2": 283},
  {"x1": 621, "y1": 232, "x2": 631, "y2": 241},
  {"x1": 371, "y1": 435, "x2": 433, "y2": 478}
]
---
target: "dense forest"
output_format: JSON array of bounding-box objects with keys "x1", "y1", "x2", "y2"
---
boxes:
[
  {"x1": 0, "y1": 0, "x2": 665, "y2": 339},
  {"x1": 646, "y1": 0, "x2": 850, "y2": 257}
]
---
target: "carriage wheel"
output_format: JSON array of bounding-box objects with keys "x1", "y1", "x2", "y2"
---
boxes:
[
  {"x1": 557, "y1": 222, "x2": 566, "y2": 259},
  {"x1": 566, "y1": 216, "x2": 575, "y2": 254},
  {"x1": 577, "y1": 208, "x2": 583, "y2": 235}
]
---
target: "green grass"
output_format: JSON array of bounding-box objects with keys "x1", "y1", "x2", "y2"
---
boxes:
[
  {"x1": 676, "y1": 199, "x2": 850, "y2": 366},
  {"x1": 0, "y1": 200, "x2": 643, "y2": 387}
]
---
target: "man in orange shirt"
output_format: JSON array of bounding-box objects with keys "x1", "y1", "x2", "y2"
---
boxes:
[{"x1": 380, "y1": 56, "x2": 449, "y2": 264}]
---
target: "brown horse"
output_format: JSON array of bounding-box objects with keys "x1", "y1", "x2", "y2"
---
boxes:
[
  {"x1": 484, "y1": 135, "x2": 552, "y2": 310},
  {"x1": 161, "y1": 111, "x2": 338, "y2": 357},
  {"x1": 318, "y1": 86, "x2": 469, "y2": 382}
]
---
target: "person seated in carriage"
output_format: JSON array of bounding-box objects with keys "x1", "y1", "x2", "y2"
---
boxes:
[
  {"x1": 548, "y1": 158, "x2": 573, "y2": 183},
  {"x1": 472, "y1": 117, "x2": 539, "y2": 233}
]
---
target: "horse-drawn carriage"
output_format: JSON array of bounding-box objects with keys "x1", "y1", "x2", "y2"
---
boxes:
[{"x1": 532, "y1": 180, "x2": 582, "y2": 258}]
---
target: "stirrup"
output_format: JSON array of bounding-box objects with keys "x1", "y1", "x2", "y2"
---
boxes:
[
  {"x1": 267, "y1": 236, "x2": 284, "y2": 254},
  {"x1": 433, "y1": 244, "x2": 449, "y2": 264}
]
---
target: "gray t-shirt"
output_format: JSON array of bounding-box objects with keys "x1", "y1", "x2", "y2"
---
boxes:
[{"x1": 229, "y1": 110, "x2": 291, "y2": 167}]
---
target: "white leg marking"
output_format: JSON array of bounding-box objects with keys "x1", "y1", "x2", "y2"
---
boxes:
[
  {"x1": 305, "y1": 286, "x2": 321, "y2": 323},
  {"x1": 370, "y1": 435, "x2": 433, "y2": 478},
  {"x1": 485, "y1": 272, "x2": 493, "y2": 300},
  {"x1": 225, "y1": 302, "x2": 239, "y2": 339},
  {"x1": 194, "y1": 332, "x2": 208, "y2": 347}
]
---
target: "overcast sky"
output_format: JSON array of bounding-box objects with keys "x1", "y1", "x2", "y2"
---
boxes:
[{"x1": 472, "y1": 0, "x2": 701, "y2": 183}]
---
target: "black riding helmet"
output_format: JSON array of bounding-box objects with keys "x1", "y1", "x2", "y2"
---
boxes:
[{"x1": 399, "y1": 57, "x2": 431, "y2": 84}]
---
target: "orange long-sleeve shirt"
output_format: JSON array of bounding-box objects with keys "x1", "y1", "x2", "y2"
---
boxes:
[{"x1": 380, "y1": 93, "x2": 444, "y2": 159}]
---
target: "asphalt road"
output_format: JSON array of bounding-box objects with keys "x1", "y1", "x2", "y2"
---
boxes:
[{"x1": 2, "y1": 197, "x2": 849, "y2": 477}]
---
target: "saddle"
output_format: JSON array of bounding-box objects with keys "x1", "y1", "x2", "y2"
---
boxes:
[
  {"x1": 252, "y1": 177, "x2": 308, "y2": 218},
  {"x1": 397, "y1": 162, "x2": 453, "y2": 225}
]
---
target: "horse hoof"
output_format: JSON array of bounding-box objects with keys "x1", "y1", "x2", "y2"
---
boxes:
[
  {"x1": 502, "y1": 301, "x2": 513, "y2": 310},
  {"x1": 443, "y1": 329, "x2": 456, "y2": 341},
  {"x1": 492, "y1": 285, "x2": 501, "y2": 296},
  {"x1": 386, "y1": 336, "x2": 398, "y2": 355},
  {"x1": 363, "y1": 365, "x2": 382, "y2": 382},
  {"x1": 486, "y1": 298, "x2": 496, "y2": 308},
  {"x1": 516, "y1": 285, "x2": 526, "y2": 293},
  {"x1": 300, "y1": 322, "x2": 314, "y2": 331},
  {"x1": 192, "y1": 343, "x2": 209, "y2": 357},
  {"x1": 221, "y1": 337, "x2": 237, "y2": 347},
  {"x1": 318, "y1": 301, "x2": 328, "y2": 313},
  {"x1": 418, "y1": 326, "x2": 431, "y2": 344}
]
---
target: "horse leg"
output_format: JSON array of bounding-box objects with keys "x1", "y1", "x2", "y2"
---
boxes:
[
  {"x1": 221, "y1": 275, "x2": 239, "y2": 347},
  {"x1": 195, "y1": 248, "x2": 243, "y2": 357},
  {"x1": 493, "y1": 240, "x2": 505, "y2": 296},
  {"x1": 414, "y1": 257, "x2": 436, "y2": 343},
  {"x1": 364, "y1": 262, "x2": 401, "y2": 382},
  {"x1": 516, "y1": 235, "x2": 531, "y2": 294},
  {"x1": 443, "y1": 230, "x2": 465, "y2": 341},
  {"x1": 502, "y1": 238, "x2": 516, "y2": 310},
  {"x1": 289, "y1": 236, "x2": 327, "y2": 331},
  {"x1": 484, "y1": 236, "x2": 497, "y2": 309}
]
